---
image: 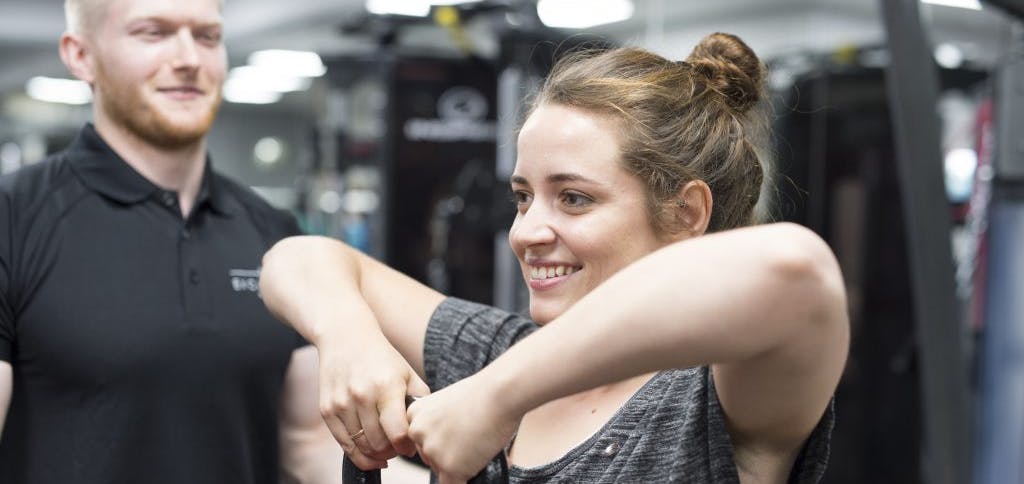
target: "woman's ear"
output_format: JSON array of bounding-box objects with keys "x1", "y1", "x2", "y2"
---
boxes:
[{"x1": 673, "y1": 180, "x2": 712, "y2": 239}]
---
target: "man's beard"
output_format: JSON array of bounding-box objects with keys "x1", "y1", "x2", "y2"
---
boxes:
[{"x1": 94, "y1": 62, "x2": 221, "y2": 150}]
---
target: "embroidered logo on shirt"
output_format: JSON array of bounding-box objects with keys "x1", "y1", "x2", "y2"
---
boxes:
[{"x1": 229, "y1": 269, "x2": 261, "y2": 293}]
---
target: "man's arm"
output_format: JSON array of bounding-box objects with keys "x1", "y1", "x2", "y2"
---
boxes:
[
  {"x1": 0, "y1": 189, "x2": 12, "y2": 440},
  {"x1": 0, "y1": 361, "x2": 11, "y2": 438},
  {"x1": 278, "y1": 346, "x2": 343, "y2": 484}
]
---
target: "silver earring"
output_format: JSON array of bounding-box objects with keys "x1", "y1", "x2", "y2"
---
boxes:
[{"x1": 678, "y1": 199, "x2": 687, "y2": 209}]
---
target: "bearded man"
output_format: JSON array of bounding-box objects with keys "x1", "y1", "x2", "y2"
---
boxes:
[{"x1": 0, "y1": 0, "x2": 341, "y2": 482}]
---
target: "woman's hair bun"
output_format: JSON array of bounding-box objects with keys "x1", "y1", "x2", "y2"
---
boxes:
[{"x1": 685, "y1": 32, "x2": 766, "y2": 113}]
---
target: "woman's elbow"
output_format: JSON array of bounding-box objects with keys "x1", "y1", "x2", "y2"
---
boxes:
[
  {"x1": 765, "y1": 223, "x2": 849, "y2": 330},
  {"x1": 260, "y1": 236, "x2": 339, "y2": 295},
  {"x1": 263, "y1": 236, "x2": 340, "y2": 273}
]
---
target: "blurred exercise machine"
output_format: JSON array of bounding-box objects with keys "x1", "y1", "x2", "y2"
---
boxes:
[
  {"x1": 972, "y1": 3, "x2": 1024, "y2": 482},
  {"x1": 773, "y1": 1, "x2": 1024, "y2": 482}
]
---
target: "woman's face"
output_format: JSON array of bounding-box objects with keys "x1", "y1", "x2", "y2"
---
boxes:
[{"x1": 509, "y1": 103, "x2": 673, "y2": 324}]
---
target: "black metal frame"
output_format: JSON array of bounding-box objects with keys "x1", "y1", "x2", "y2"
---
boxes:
[
  {"x1": 879, "y1": 1, "x2": 972, "y2": 483},
  {"x1": 984, "y1": 0, "x2": 1024, "y2": 19}
]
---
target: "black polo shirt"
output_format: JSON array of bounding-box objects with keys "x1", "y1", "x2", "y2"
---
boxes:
[{"x1": 0, "y1": 124, "x2": 308, "y2": 483}]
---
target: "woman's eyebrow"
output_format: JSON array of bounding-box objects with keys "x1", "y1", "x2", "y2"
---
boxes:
[
  {"x1": 510, "y1": 173, "x2": 603, "y2": 186},
  {"x1": 546, "y1": 173, "x2": 603, "y2": 186}
]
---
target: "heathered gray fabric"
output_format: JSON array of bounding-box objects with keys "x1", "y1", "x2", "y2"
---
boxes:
[{"x1": 424, "y1": 297, "x2": 834, "y2": 483}]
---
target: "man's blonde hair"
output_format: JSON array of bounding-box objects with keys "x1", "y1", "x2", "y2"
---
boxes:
[
  {"x1": 64, "y1": 0, "x2": 225, "y2": 36},
  {"x1": 64, "y1": 0, "x2": 106, "y2": 36}
]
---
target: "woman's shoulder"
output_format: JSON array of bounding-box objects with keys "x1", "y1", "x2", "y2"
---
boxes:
[{"x1": 424, "y1": 297, "x2": 539, "y2": 389}]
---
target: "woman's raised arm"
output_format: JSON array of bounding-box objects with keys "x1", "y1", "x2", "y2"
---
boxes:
[{"x1": 407, "y1": 222, "x2": 849, "y2": 482}]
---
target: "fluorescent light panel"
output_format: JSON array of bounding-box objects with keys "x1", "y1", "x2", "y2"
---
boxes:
[
  {"x1": 223, "y1": 77, "x2": 283, "y2": 104},
  {"x1": 921, "y1": 0, "x2": 982, "y2": 10},
  {"x1": 26, "y1": 77, "x2": 92, "y2": 105},
  {"x1": 364, "y1": 0, "x2": 484, "y2": 17},
  {"x1": 225, "y1": 49, "x2": 325, "y2": 104},
  {"x1": 247, "y1": 49, "x2": 326, "y2": 78},
  {"x1": 366, "y1": 0, "x2": 431, "y2": 16},
  {"x1": 537, "y1": 0, "x2": 634, "y2": 29},
  {"x1": 228, "y1": 66, "x2": 312, "y2": 93}
]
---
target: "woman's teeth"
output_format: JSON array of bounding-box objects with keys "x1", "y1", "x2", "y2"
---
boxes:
[{"x1": 530, "y1": 265, "x2": 577, "y2": 279}]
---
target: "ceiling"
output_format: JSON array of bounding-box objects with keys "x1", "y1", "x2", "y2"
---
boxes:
[{"x1": 0, "y1": 0, "x2": 1013, "y2": 120}]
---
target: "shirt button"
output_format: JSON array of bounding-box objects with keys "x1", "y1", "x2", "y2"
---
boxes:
[
  {"x1": 602, "y1": 441, "x2": 620, "y2": 456},
  {"x1": 181, "y1": 229, "x2": 191, "y2": 239},
  {"x1": 189, "y1": 269, "x2": 200, "y2": 284},
  {"x1": 162, "y1": 192, "x2": 175, "y2": 206}
]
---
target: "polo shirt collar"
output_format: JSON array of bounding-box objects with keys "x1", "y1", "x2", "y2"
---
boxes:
[
  {"x1": 68, "y1": 123, "x2": 233, "y2": 215},
  {"x1": 198, "y1": 165, "x2": 234, "y2": 216}
]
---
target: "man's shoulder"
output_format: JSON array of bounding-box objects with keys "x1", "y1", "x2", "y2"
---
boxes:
[{"x1": 0, "y1": 151, "x2": 80, "y2": 207}]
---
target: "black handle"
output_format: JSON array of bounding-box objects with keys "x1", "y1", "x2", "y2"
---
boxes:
[
  {"x1": 342, "y1": 453, "x2": 508, "y2": 484},
  {"x1": 341, "y1": 397, "x2": 509, "y2": 484},
  {"x1": 344, "y1": 452, "x2": 507, "y2": 482}
]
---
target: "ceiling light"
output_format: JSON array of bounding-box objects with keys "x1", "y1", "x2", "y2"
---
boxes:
[
  {"x1": 247, "y1": 50, "x2": 327, "y2": 78},
  {"x1": 366, "y1": 0, "x2": 431, "y2": 17},
  {"x1": 228, "y1": 66, "x2": 312, "y2": 93},
  {"x1": 921, "y1": 0, "x2": 982, "y2": 10},
  {"x1": 254, "y1": 137, "x2": 285, "y2": 165},
  {"x1": 1, "y1": 142, "x2": 21, "y2": 175},
  {"x1": 223, "y1": 78, "x2": 283, "y2": 104},
  {"x1": 934, "y1": 43, "x2": 964, "y2": 68},
  {"x1": 26, "y1": 77, "x2": 92, "y2": 105},
  {"x1": 944, "y1": 148, "x2": 977, "y2": 202},
  {"x1": 319, "y1": 190, "x2": 343, "y2": 214},
  {"x1": 537, "y1": 0, "x2": 634, "y2": 28}
]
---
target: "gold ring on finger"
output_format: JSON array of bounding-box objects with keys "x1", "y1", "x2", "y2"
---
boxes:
[{"x1": 349, "y1": 428, "x2": 366, "y2": 440}]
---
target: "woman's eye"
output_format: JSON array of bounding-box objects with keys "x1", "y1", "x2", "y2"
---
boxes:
[
  {"x1": 561, "y1": 191, "x2": 593, "y2": 208},
  {"x1": 511, "y1": 190, "x2": 532, "y2": 206}
]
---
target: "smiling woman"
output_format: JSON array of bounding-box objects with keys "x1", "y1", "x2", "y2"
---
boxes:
[
  {"x1": 509, "y1": 105, "x2": 669, "y2": 324},
  {"x1": 259, "y1": 32, "x2": 849, "y2": 484}
]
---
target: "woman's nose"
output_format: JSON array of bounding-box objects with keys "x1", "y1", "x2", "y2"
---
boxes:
[{"x1": 509, "y1": 205, "x2": 557, "y2": 249}]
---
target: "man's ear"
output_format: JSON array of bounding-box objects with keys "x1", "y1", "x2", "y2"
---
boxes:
[
  {"x1": 59, "y1": 32, "x2": 96, "y2": 85},
  {"x1": 673, "y1": 180, "x2": 713, "y2": 239}
]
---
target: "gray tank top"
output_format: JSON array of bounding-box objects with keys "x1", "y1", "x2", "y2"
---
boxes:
[{"x1": 423, "y1": 297, "x2": 833, "y2": 483}]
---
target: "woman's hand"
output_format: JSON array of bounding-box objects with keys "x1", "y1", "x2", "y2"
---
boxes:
[
  {"x1": 317, "y1": 334, "x2": 431, "y2": 470},
  {"x1": 406, "y1": 374, "x2": 519, "y2": 484}
]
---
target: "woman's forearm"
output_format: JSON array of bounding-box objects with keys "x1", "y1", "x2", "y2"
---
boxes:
[
  {"x1": 260, "y1": 235, "x2": 443, "y2": 378},
  {"x1": 261, "y1": 236, "x2": 435, "y2": 466},
  {"x1": 260, "y1": 236, "x2": 385, "y2": 347}
]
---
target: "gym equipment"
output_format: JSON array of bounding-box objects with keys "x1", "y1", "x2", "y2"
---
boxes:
[{"x1": 341, "y1": 397, "x2": 510, "y2": 484}]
